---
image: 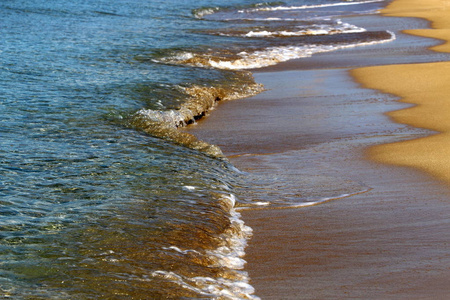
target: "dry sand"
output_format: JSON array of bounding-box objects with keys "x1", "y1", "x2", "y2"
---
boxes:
[
  {"x1": 353, "y1": 62, "x2": 450, "y2": 184},
  {"x1": 187, "y1": 0, "x2": 450, "y2": 298},
  {"x1": 353, "y1": 0, "x2": 450, "y2": 185},
  {"x1": 381, "y1": 0, "x2": 450, "y2": 53}
]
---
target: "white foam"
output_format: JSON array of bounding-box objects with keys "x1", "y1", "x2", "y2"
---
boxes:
[
  {"x1": 152, "y1": 270, "x2": 260, "y2": 299},
  {"x1": 239, "y1": 0, "x2": 384, "y2": 13},
  {"x1": 208, "y1": 31, "x2": 395, "y2": 70},
  {"x1": 243, "y1": 22, "x2": 366, "y2": 37},
  {"x1": 158, "y1": 31, "x2": 395, "y2": 70},
  {"x1": 223, "y1": 193, "x2": 236, "y2": 207},
  {"x1": 135, "y1": 108, "x2": 186, "y2": 128},
  {"x1": 193, "y1": 7, "x2": 220, "y2": 19},
  {"x1": 153, "y1": 193, "x2": 258, "y2": 299},
  {"x1": 183, "y1": 185, "x2": 197, "y2": 191},
  {"x1": 289, "y1": 188, "x2": 373, "y2": 208}
]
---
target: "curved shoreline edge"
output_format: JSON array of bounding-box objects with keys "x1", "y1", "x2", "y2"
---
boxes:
[{"x1": 351, "y1": 0, "x2": 450, "y2": 184}]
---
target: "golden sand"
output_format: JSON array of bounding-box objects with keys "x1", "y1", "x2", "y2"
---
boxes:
[
  {"x1": 382, "y1": 0, "x2": 450, "y2": 52},
  {"x1": 351, "y1": 0, "x2": 450, "y2": 184}
]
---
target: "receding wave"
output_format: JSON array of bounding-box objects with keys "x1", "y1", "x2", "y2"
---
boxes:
[
  {"x1": 155, "y1": 31, "x2": 395, "y2": 70},
  {"x1": 233, "y1": 170, "x2": 372, "y2": 210}
]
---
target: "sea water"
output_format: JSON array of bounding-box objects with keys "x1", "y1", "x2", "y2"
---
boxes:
[{"x1": 0, "y1": 0, "x2": 392, "y2": 298}]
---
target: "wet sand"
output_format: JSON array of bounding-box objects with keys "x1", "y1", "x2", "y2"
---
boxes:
[{"x1": 187, "y1": 1, "x2": 450, "y2": 299}]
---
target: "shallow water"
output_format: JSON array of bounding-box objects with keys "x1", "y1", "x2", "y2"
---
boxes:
[{"x1": 1, "y1": 0, "x2": 392, "y2": 298}]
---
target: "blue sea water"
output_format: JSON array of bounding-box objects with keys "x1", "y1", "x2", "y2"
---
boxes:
[{"x1": 0, "y1": 0, "x2": 391, "y2": 298}]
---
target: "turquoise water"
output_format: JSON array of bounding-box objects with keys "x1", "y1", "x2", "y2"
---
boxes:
[{"x1": 1, "y1": 0, "x2": 391, "y2": 298}]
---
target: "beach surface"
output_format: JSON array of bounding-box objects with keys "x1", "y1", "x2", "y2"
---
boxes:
[{"x1": 187, "y1": 0, "x2": 450, "y2": 298}]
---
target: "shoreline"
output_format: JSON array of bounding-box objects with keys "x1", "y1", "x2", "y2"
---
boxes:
[{"x1": 187, "y1": 1, "x2": 450, "y2": 298}]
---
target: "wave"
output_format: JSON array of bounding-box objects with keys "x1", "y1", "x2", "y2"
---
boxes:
[
  {"x1": 155, "y1": 31, "x2": 395, "y2": 70},
  {"x1": 193, "y1": 0, "x2": 384, "y2": 22},
  {"x1": 209, "y1": 20, "x2": 366, "y2": 38},
  {"x1": 244, "y1": 25, "x2": 366, "y2": 37},
  {"x1": 192, "y1": 2, "x2": 284, "y2": 19},
  {"x1": 233, "y1": 169, "x2": 373, "y2": 210},
  {"x1": 130, "y1": 73, "x2": 263, "y2": 157},
  {"x1": 152, "y1": 193, "x2": 259, "y2": 300},
  {"x1": 192, "y1": 6, "x2": 221, "y2": 19},
  {"x1": 140, "y1": 28, "x2": 394, "y2": 158},
  {"x1": 238, "y1": 0, "x2": 385, "y2": 13}
]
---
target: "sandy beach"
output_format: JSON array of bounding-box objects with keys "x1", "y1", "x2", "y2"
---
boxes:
[
  {"x1": 187, "y1": 0, "x2": 450, "y2": 298},
  {"x1": 353, "y1": 0, "x2": 450, "y2": 185}
]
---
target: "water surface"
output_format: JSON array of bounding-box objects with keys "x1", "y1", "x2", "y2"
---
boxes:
[{"x1": 1, "y1": 0, "x2": 392, "y2": 298}]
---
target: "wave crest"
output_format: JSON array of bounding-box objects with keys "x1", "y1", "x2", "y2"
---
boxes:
[
  {"x1": 156, "y1": 31, "x2": 395, "y2": 70},
  {"x1": 239, "y1": 0, "x2": 384, "y2": 13},
  {"x1": 131, "y1": 74, "x2": 263, "y2": 157},
  {"x1": 192, "y1": 1, "x2": 284, "y2": 19}
]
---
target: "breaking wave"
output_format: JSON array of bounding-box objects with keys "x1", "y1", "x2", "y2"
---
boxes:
[
  {"x1": 201, "y1": 20, "x2": 366, "y2": 38},
  {"x1": 238, "y1": 0, "x2": 385, "y2": 13},
  {"x1": 130, "y1": 73, "x2": 263, "y2": 157},
  {"x1": 154, "y1": 31, "x2": 395, "y2": 70}
]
